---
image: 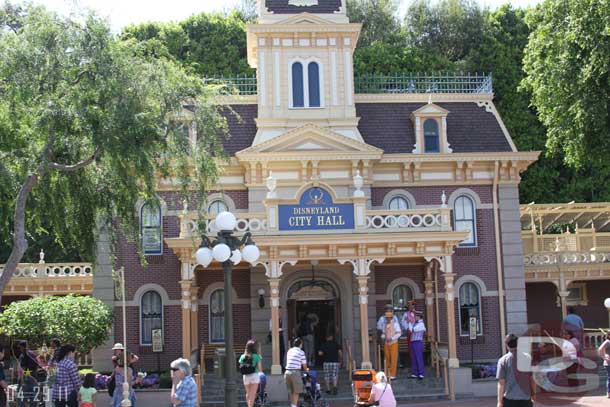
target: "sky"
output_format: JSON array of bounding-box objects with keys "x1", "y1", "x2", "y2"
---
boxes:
[{"x1": 29, "y1": 0, "x2": 544, "y2": 32}]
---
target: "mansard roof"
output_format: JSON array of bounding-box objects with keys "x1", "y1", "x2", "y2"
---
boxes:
[
  {"x1": 264, "y1": 0, "x2": 342, "y2": 14},
  {"x1": 218, "y1": 102, "x2": 514, "y2": 156}
]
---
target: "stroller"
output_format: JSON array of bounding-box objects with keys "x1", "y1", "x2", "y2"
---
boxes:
[
  {"x1": 254, "y1": 372, "x2": 268, "y2": 407},
  {"x1": 299, "y1": 370, "x2": 329, "y2": 407},
  {"x1": 351, "y1": 369, "x2": 377, "y2": 407}
]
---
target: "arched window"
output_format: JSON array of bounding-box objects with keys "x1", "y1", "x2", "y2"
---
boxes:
[
  {"x1": 388, "y1": 196, "x2": 410, "y2": 210},
  {"x1": 207, "y1": 200, "x2": 228, "y2": 215},
  {"x1": 292, "y1": 62, "x2": 304, "y2": 108},
  {"x1": 141, "y1": 202, "x2": 162, "y2": 255},
  {"x1": 423, "y1": 119, "x2": 440, "y2": 153},
  {"x1": 392, "y1": 285, "x2": 414, "y2": 310},
  {"x1": 210, "y1": 289, "x2": 225, "y2": 343},
  {"x1": 141, "y1": 291, "x2": 163, "y2": 345},
  {"x1": 307, "y1": 62, "x2": 320, "y2": 107},
  {"x1": 459, "y1": 282, "x2": 481, "y2": 336},
  {"x1": 454, "y1": 195, "x2": 476, "y2": 246}
]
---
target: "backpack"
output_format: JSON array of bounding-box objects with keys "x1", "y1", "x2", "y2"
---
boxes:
[
  {"x1": 239, "y1": 355, "x2": 256, "y2": 375},
  {"x1": 107, "y1": 373, "x2": 116, "y2": 396}
]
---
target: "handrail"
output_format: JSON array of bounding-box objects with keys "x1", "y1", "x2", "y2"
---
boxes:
[{"x1": 430, "y1": 341, "x2": 449, "y2": 398}]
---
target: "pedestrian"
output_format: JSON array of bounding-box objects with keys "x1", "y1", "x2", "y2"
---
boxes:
[
  {"x1": 49, "y1": 338, "x2": 61, "y2": 367},
  {"x1": 111, "y1": 356, "x2": 136, "y2": 407},
  {"x1": 285, "y1": 337, "x2": 309, "y2": 407},
  {"x1": 496, "y1": 334, "x2": 535, "y2": 407},
  {"x1": 52, "y1": 344, "x2": 80, "y2": 407},
  {"x1": 381, "y1": 309, "x2": 401, "y2": 380},
  {"x1": 409, "y1": 312, "x2": 426, "y2": 380},
  {"x1": 562, "y1": 307, "x2": 584, "y2": 343},
  {"x1": 299, "y1": 315, "x2": 315, "y2": 366},
  {"x1": 170, "y1": 358, "x2": 197, "y2": 407},
  {"x1": 17, "y1": 341, "x2": 41, "y2": 377},
  {"x1": 111, "y1": 343, "x2": 139, "y2": 367},
  {"x1": 317, "y1": 333, "x2": 342, "y2": 395},
  {"x1": 77, "y1": 373, "x2": 97, "y2": 407},
  {"x1": 0, "y1": 346, "x2": 8, "y2": 407},
  {"x1": 597, "y1": 331, "x2": 610, "y2": 398},
  {"x1": 368, "y1": 371, "x2": 396, "y2": 407},
  {"x1": 239, "y1": 340, "x2": 263, "y2": 407},
  {"x1": 376, "y1": 304, "x2": 400, "y2": 334}
]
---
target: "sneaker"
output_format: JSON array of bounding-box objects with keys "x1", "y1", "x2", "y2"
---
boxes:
[
  {"x1": 409, "y1": 374, "x2": 418, "y2": 379},
  {"x1": 418, "y1": 375, "x2": 424, "y2": 380},
  {"x1": 390, "y1": 376, "x2": 397, "y2": 380}
]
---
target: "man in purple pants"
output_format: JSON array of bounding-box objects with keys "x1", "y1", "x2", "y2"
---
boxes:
[{"x1": 409, "y1": 312, "x2": 426, "y2": 379}]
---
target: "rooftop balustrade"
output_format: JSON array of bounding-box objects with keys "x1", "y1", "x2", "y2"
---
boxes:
[{"x1": 202, "y1": 72, "x2": 493, "y2": 95}]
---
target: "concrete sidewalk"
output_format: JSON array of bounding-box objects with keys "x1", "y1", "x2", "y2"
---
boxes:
[{"x1": 96, "y1": 391, "x2": 609, "y2": 407}]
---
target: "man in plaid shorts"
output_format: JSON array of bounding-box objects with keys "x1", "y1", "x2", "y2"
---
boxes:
[{"x1": 318, "y1": 333, "x2": 342, "y2": 395}]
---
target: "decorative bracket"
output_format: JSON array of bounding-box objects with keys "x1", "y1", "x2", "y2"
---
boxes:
[
  {"x1": 257, "y1": 260, "x2": 298, "y2": 279},
  {"x1": 338, "y1": 258, "x2": 385, "y2": 277}
]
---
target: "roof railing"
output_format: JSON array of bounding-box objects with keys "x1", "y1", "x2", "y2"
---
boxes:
[
  {"x1": 354, "y1": 72, "x2": 493, "y2": 94},
  {"x1": 202, "y1": 72, "x2": 493, "y2": 95}
]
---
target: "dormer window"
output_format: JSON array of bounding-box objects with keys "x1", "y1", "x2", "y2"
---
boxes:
[
  {"x1": 290, "y1": 60, "x2": 322, "y2": 108},
  {"x1": 423, "y1": 119, "x2": 440, "y2": 153},
  {"x1": 411, "y1": 103, "x2": 452, "y2": 154}
]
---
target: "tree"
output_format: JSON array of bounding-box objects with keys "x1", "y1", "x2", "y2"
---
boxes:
[
  {"x1": 347, "y1": 0, "x2": 402, "y2": 47},
  {"x1": 121, "y1": 11, "x2": 254, "y2": 77},
  {"x1": 0, "y1": 295, "x2": 113, "y2": 353},
  {"x1": 522, "y1": 0, "x2": 610, "y2": 199},
  {"x1": 0, "y1": 5, "x2": 227, "y2": 298}
]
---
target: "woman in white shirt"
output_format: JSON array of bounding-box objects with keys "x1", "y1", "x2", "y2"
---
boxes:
[{"x1": 368, "y1": 371, "x2": 396, "y2": 407}]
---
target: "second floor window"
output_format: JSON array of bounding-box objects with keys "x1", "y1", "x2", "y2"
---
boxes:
[
  {"x1": 291, "y1": 61, "x2": 321, "y2": 108},
  {"x1": 423, "y1": 119, "x2": 440, "y2": 153},
  {"x1": 210, "y1": 289, "x2": 225, "y2": 343},
  {"x1": 388, "y1": 196, "x2": 410, "y2": 210},
  {"x1": 208, "y1": 200, "x2": 228, "y2": 215},
  {"x1": 141, "y1": 291, "x2": 163, "y2": 345},
  {"x1": 454, "y1": 195, "x2": 476, "y2": 246},
  {"x1": 141, "y1": 202, "x2": 162, "y2": 255}
]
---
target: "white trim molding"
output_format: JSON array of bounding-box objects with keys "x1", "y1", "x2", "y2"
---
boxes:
[
  {"x1": 455, "y1": 275, "x2": 498, "y2": 297},
  {"x1": 383, "y1": 277, "x2": 425, "y2": 300},
  {"x1": 381, "y1": 189, "x2": 417, "y2": 210}
]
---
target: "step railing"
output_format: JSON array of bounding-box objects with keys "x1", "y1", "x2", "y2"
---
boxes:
[
  {"x1": 430, "y1": 341, "x2": 449, "y2": 398},
  {"x1": 343, "y1": 339, "x2": 352, "y2": 373}
]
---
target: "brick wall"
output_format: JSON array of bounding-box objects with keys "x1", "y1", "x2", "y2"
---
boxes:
[
  {"x1": 199, "y1": 304, "x2": 252, "y2": 347},
  {"x1": 159, "y1": 190, "x2": 249, "y2": 212}
]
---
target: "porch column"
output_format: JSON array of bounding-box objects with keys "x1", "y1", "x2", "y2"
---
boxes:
[
  {"x1": 180, "y1": 280, "x2": 193, "y2": 359},
  {"x1": 269, "y1": 278, "x2": 281, "y2": 374},
  {"x1": 558, "y1": 271, "x2": 568, "y2": 318},
  {"x1": 190, "y1": 285, "x2": 199, "y2": 355},
  {"x1": 442, "y1": 256, "x2": 458, "y2": 401},
  {"x1": 424, "y1": 261, "x2": 436, "y2": 342},
  {"x1": 259, "y1": 260, "x2": 297, "y2": 375},
  {"x1": 339, "y1": 258, "x2": 385, "y2": 370}
]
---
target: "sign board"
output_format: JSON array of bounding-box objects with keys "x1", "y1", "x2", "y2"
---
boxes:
[
  {"x1": 279, "y1": 187, "x2": 354, "y2": 231},
  {"x1": 469, "y1": 317, "x2": 478, "y2": 340},
  {"x1": 152, "y1": 329, "x2": 163, "y2": 352}
]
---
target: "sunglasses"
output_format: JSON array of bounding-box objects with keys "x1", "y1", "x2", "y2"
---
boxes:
[{"x1": 171, "y1": 368, "x2": 179, "y2": 372}]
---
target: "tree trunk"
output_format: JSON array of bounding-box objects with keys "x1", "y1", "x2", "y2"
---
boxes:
[{"x1": 0, "y1": 172, "x2": 40, "y2": 303}]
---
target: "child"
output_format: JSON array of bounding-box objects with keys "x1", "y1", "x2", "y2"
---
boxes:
[{"x1": 78, "y1": 373, "x2": 97, "y2": 407}]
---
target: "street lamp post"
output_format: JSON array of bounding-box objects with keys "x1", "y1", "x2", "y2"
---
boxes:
[
  {"x1": 119, "y1": 267, "x2": 131, "y2": 407},
  {"x1": 604, "y1": 298, "x2": 610, "y2": 329},
  {"x1": 195, "y1": 212, "x2": 260, "y2": 406}
]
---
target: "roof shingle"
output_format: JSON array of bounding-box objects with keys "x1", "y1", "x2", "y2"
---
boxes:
[{"x1": 264, "y1": 0, "x2": 342, "y2": 14}]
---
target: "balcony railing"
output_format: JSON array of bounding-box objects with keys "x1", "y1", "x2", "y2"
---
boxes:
[
  {"x1": 523, "y1": 251, "x2": 610, "y2": 267},
  {"x1": 364, "y1": 208, "x2": 451, "y2": 232},
  {"x1": 180, "y1": 213, "x2": 268, "y2": 238},
  {"x1": 202, "y1": 72, "x2": 493, "y2": 95},
  {"x1": 0, "y1": 262, "x2": 93, "y2": 278}
]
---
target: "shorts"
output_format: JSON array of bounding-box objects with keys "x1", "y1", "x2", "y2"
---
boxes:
[
  {"x1": 502, "y1": 398, "x2": 533, "y2": 407},
  {"x1": 323, "y1": 362, "x2": 339, "y2": 381},
  {"x1": 243, "y1": 372, "x2": 261, "y2": 385},
  {"x1": 284, "y1": 370, "x2": 303, "y2": 394},
  {"x1": 80, "y1": 402, "x2": 94, "y2": 407}
]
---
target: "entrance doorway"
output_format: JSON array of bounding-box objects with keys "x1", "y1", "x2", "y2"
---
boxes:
[{"x1": 286, "y1": 279, "x2": 341, "y2": 367}]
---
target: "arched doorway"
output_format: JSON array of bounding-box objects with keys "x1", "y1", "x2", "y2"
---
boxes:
[{"x1": 286, "y1": 278, "x2": 341, "y2": 367}]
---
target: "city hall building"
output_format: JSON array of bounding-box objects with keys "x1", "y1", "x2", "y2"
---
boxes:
[{"x1": 90, "y1": 0, "x2": 541, "y2": 396}]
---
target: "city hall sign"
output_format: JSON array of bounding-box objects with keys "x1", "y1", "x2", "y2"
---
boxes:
[{"x1": 279, "y1": 187, "x2": 354, "y2": 231}]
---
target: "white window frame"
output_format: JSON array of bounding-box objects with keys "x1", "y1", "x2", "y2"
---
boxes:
[
  {"x1": 388, "y1": 196, "x2": 411, "y2": 210},
  {"x1": 458, "y1": 282, "x2": 483, "y2": 337},
  {"x1": 207, "y1": 200, "x2": 229, "y2": 215},
  {"x1": 454, "y1": 194, "x2": 477, "y2": 247},
  {"x1": 209, "y1": 288, "x2": 225, "y2": 343},
  {"x1": 140, "y1": 202, "x2": 163, "y2": 255},
  {"x1": 140, "y1": 290, "x2": 163, "y2": 346},
  {"x1": 566, "y1": 282, "x2": 588, "y2": 306},
  {"x1": 288, "y1": 58, "x2": 325, "y2": 109}
]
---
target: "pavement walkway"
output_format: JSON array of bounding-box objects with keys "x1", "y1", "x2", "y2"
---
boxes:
[{"x1": 95, "y1": 391, "x2": 609, "y2": 407}]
